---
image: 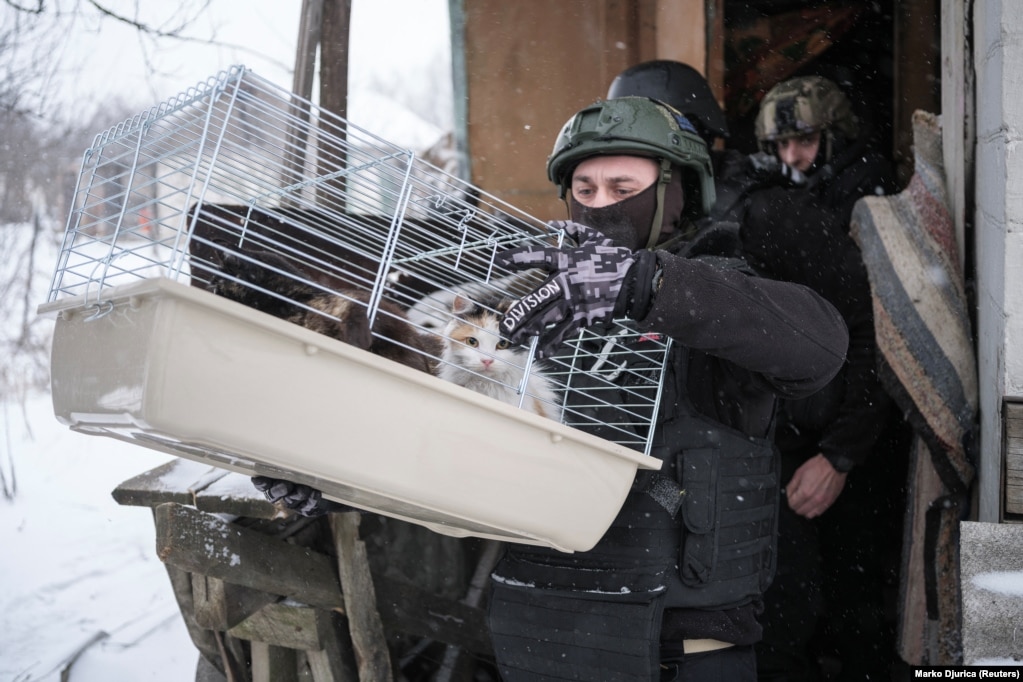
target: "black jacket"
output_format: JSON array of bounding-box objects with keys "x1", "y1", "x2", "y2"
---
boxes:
[
  {"x1": 739, "y1": 141, "x2": 897, "y2": 471},
  {"x1": 638, "y1": 234, "x2": 848, "y2": 644},
  {"x1": 641, "y1": 236, "x2": 848, "y2": 432},
  {"x1": 490, "y1": 233, "x2": 848, "y2": 664}
]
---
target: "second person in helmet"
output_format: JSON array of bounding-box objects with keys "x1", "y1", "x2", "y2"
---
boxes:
[
  {"x1": 755, "y1": 76, "x2": 859, "y2": 172},
  {"x1": 752, "y1": 75, "x2": 894, "y2": 216},
  {"x1": 490, "y1": 96, "x2": 850, "y2": 682},
  {"x1": 744, "y1": 75, "x2": 908, "y2": 682}
]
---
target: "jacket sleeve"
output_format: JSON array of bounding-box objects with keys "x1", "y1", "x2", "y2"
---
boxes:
[
  {"x1": 825, "y1": 150, "x2": 897, "y2": 220},
  {"x1": 814, "y1": 307, "x2": 896, "y2": 471},
  {"x1": 634, "y1": 250, "x2": 848, "y2": 400},
  {"x1": 742, "y1": 172, "x2": 898, "y2": 471}
]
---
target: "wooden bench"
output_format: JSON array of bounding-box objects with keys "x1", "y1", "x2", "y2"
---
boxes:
[{"x1": 113, "y1": 458, "x2": 500, "y2": 682}]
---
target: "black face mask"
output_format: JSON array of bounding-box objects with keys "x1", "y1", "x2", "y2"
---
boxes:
[
  {"x1": 568, "y1": 182, "x2": 659, "y2": 251},
  {"x1": 568, "y1": 168, "x2": 686, "y2": 251}
]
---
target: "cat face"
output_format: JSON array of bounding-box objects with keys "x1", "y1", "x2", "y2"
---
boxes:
[
  {"x1": 437, "y1": 292, "x2": 560, "y2": 420},
  {"x1": 442, "y1": 294, "x2": 519, "y2": 377}
]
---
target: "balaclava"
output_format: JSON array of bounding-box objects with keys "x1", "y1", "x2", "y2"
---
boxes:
[{"x1": 567, "y1": 163, "x2": 686, "y2": 251}]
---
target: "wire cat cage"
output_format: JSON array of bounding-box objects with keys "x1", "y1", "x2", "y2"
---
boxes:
[{"x1": 40, "y1": 66, "x2": 672, "y2": 552}]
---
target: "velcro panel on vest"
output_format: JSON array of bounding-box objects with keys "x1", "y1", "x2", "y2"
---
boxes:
[
  {"x1": 489, "y1": 581, "x2": 664, "y2": 682},
  {"x1": 642, "y1": 473, "x2": 687, "y2": 518}
]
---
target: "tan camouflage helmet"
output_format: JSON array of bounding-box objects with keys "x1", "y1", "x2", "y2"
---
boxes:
[{"x1": 755, "y1": 76, "x2": 859, "y2": 149}]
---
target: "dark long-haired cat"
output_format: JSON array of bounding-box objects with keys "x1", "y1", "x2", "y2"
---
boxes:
[{"x1": 205, "y1": 246, "x2": 440, "y2": 374}]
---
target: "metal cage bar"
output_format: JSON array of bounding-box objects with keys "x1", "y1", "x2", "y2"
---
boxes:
[{"x1": 45, "y1": 65, "x2": 673, "y2": 456}]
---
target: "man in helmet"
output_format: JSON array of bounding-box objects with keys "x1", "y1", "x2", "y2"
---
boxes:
[
  {"x1": 607, "y1": 60, "x2": 803, "y2": 226},
  {"x1": 751, "y1": 75, "x2": 895, "y2": 218},
  {"x1": 742, "y1": 76, "x2": 907, "y2": 682},
  {"x1": 489, "y1": 96, "x2": 849, "y2": 682}
]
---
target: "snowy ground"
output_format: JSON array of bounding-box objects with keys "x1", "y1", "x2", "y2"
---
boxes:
[{"x1": 0, "y1": 392, "x2": 198, "y2": 681}]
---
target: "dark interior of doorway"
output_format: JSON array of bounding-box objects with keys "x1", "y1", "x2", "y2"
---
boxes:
[{"x1": 722, "y1": 0, "x2": 897, "y2": 176}]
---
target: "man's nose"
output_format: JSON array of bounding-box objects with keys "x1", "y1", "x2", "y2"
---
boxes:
[
  {"x1": 778, "y1": 145, "x2": 798, "y2": 167},
  {"x1": 591, "y1": 189, "x2": 617, "y2": 208}
]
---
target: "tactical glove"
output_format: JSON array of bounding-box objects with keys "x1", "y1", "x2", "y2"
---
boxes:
[
  {"x1": 251, "y1": 476, "x2": 348, "y2": 517},
  {"x1": 495, "y1": 221, "x2": 659, "y2": 358}
]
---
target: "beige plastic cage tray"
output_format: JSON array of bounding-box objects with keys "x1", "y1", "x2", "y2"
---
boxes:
[{"x1": 42, "y1": 277, "x2": 661, "y2": 552}]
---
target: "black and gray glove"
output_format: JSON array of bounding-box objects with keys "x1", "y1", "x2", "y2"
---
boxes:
[
  {"x1": 251, "y1": 476, "x2": 347, "y2": 518},
  {"x1": 495, "y1": 221, "x2": 659, "y2": 358}
]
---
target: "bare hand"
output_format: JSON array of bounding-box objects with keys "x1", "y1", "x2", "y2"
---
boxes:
[{"x1": 784, "y1": 454, "x2": 847, "y2": 519}]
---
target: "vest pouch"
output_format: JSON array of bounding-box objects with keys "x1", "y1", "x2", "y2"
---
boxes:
[
  {"x1": 678, "y1": 447, "x2": 719, "y2": 585},
  {"x1": 675, "y1": 443, "x2": 780, "y2": 606},
  {"x1": 488, "y1": 578, "x2": 667, "y2": 682}
]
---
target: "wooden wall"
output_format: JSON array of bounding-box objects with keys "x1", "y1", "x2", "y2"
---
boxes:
[
  {"x1": 458, "y1": 0, "x2": 933, "y2": 219},
  {"x1": 460, "y1": 0, "x2": 708, "y2": 219}
]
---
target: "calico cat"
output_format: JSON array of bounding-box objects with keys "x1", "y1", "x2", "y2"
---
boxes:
[
  {"x1": 438, "y1": 293, "x2": 561, "y2": 420},
  {"x1": 206, "y1": 246, "x2": 440, "y2": 374}
]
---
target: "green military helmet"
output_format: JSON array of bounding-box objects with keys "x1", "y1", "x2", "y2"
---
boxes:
[
  {"x1": 546, "y1": 96, "x2": 716, "y2": 220},
  {"x1": 754, "y1": 76, "x2": 859, "y2": 157}
]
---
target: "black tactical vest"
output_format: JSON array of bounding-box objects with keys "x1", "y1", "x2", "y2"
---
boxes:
[{"x1": 488, "y1": 340, "x2": 779, "y2": 682}]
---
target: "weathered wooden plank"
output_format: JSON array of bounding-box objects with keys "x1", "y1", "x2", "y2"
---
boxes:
[
  {"x1": 163, "y1": 564, "x2": 226, "y2": 670},
  {"x1": 251, "y1": 641, "x2": 299, "y2": 682},
  {"x1": 113, "y1": 458, "x2": 228, "y2": 507},
  {"x1": 193, "y1": 574, "x2": 280, "y2": 631},
  {"x1": 229, "y1": 601, "x2": 332, "y2": 651},
  {"x1": 192, "y1": 574, "x2": 220, "y2": 630},
  {"x1": 213, "y1": 629, "x2": 251, "y2": 682},
  {"x1": 155, "y1": 503, "x2": 492, "y2": 654},
  {"x1": 331, "y1": 513, "x2": 392, "y2": 682},
  {"x1": 195, "y1": 473, "x2": 278, "y2": 518},
  {"x1": 306, "y1": 612, "x2": 358, "y2": 682},
  {"x1": 1006, "y1": 455, "x2": 1023, "y2": 513},
  {"x1": 1005, "y1": 403, "x2": 1023, "y2": 514},
  {"x1": 156, "y1": 502, "x2": 345, "y2": 610},
  {"x1": 232, "y1": 603, "x2": 358, "y2": 682},
  {"x1": 1007, "y1": 489, "x2": 1023, "y2": 514}
]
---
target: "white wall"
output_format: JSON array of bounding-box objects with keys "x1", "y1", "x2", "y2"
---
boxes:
[{"x1": 972, "y1": 0, "x2": 1023, "y2": 521}]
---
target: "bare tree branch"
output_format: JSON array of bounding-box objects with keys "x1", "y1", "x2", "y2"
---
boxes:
[
  {"x1": 85, "y1": 0, "x2": 204, "y2": 39},
  {"x1": 3, "y1": 0, "x2": 43, "y2": 14}
]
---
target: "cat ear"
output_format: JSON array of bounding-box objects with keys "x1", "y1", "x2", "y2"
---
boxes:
[{"x1": 451, "y1": 293, "x2": 472, "y2": 316}]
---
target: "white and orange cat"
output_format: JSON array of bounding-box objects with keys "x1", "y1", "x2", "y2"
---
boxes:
[{"x1": 438, "y1": 293, "x2": 561, "y2": 421}]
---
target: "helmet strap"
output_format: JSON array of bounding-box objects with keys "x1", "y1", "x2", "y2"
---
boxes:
[{"x1": 644, "y1": 159, "x2": 672, "y2": 250}]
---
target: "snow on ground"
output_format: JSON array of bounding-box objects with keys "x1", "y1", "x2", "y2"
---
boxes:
[
  {"x1": 0, "y1": 5, "x2": 451, "y2": 677},
  {"x1": 0, "y1": 216, "x2": 198, "y2": 679},
  {"x1": 0, "y1": 392, "x2": 196, "y2": 681}
]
